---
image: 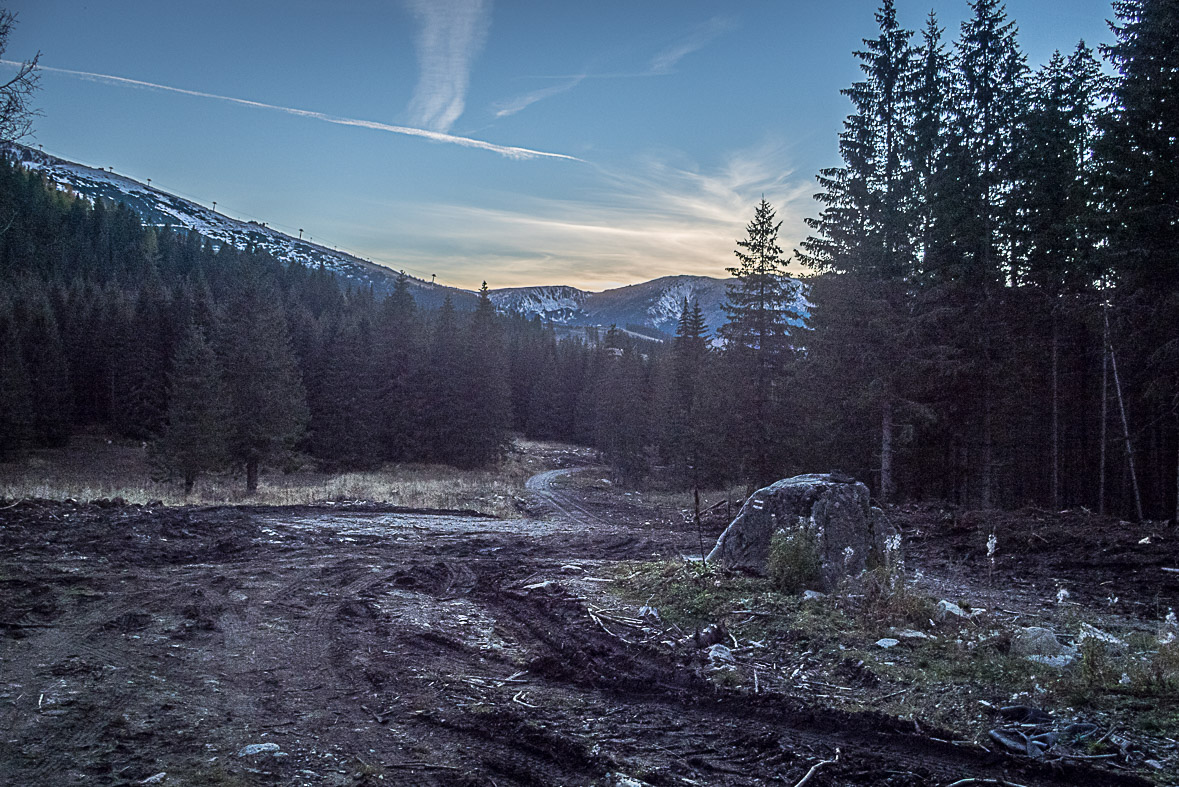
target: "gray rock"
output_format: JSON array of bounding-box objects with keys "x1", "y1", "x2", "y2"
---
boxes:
[
  {"x1": 1026, "y1": 654, "x2": 1076, "y2": 668},
  {"x1": 876, "y1": 638, "x2": 900, "y2": 649},
  {"x1": 893, "y1": 628, "x2": 934, "y2": 640},
  {"x1": 238, "y1": 742, "x2": 281, "y2": 757},
  {"x1": 935, "y1": 600, "x2": 983, "y2": 621},
  {"x1": 1011, "y1": 626, "x2": 1070, "y2": 657},
  {"x1": 1077, "y1": 622, "x2": 1127, "y2": 654},
  {"x1": 140, "y1": 774, "x2": 168, "y2": 785},
  {"x1": 802, "y1": 590, "x2": 826, "y2": 601},
  {"x1": 706, "y1": 643, "x2": 735, "y2": 666},
  {"x1": 706, "y1": 474, "x2": 896, "y2": 591}
]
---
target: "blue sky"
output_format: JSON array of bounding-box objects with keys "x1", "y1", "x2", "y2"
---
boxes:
[{"x1": 4, "y1": 1, "x2": 1113, "y2": 290}]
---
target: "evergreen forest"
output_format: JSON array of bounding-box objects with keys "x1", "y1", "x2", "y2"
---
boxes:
[{"x1": 1, "y1": 0, "x2": 1177, "y2": 522}]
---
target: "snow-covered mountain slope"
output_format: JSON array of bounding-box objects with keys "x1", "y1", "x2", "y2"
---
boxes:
[
  {"x1": 3, "y1": 144, "x2": 475, "y2": 311},
  {"x1": 492, "y1": 275, "x2": 808, "y2": 339},
  {"x1": 7, "y1": 144, "x2": 809, "y2": 338},
  {"x1": 487, "y1": 285, "x2": 589, "y2": 323}
]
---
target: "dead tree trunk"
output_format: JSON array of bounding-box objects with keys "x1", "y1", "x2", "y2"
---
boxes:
[
  {"x1": 981, "y1": 377, "x2": 993, "y2": 509},
  {"x1": 1106, "y1": 309, "x2": 1144, "y2": 521},
  {"x1": 1051, "y1": 316, "x2": 1060, "y2": 510},
  {"x1": 1100, "y1": 312, "x2": 1109, "y2": 516},
  {"x1": 880, "y1": 396, "x2": 894, "y2": 505},
  {"x1": 246, "y1": 459, "x2": 259, "y2": 493}
]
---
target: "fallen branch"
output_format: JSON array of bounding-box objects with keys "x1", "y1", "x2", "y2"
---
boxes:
[
  {"x1": 793, "y1": 748, "x2": 839, "y2": 787},
  {"x1": 944, "y1": 779, "x2": 1030, "y2": 787},
  {"x1": 511, "y1": 690, "x2": 538, "y2": 708},
  {"x1": 588, "y1": 609, "x2": 635, "y2": 644},
  {"x1": 875, "y1": 688, "x2": 910, "y2": 702}
]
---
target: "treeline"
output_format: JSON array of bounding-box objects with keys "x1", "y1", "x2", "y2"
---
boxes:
[
  {"x1": 0, "y1": 163, "x2": 577, "y2": 489},
  {"x1": 0, "y1": 149, "x2": 808, "y2": 494},
  {"x1": 0, "y1": 156, "x2": 793, "y2": 493}
]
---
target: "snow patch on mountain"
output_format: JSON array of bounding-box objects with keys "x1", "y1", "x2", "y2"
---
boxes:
[{"x1": 487, "y1": 285, "x2": 588, "y2": 323}]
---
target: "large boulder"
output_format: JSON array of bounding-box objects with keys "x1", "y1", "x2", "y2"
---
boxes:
[{"x1": 705, "y1": 474, "x2": 895, "y2": 591}]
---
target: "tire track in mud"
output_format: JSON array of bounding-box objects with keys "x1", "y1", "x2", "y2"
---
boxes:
[
  {"x1": 7, "y1": 585, "x2": 188, "y2": 783},
  {"x1": 526, "y1": 467, "x2": 607, "y2": 528},
  {"x1": 466, "y1": 567, "x2": 1150, "y2": 787}
]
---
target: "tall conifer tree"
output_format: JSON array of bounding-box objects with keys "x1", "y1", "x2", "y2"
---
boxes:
[
  {"x1": 154, "y1": 322, "x2": 230, "y2": 494},
  {"x1": 217, "y1": 278, "x2": 308, "y2": 492},
  {"x1": 721, "y1": 199, "x2": 801, "y2": 485}
]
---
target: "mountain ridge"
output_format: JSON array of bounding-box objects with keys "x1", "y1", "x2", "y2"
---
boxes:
[{"x1": 5, "y1": 144, "x2": 805, "y2": 338}]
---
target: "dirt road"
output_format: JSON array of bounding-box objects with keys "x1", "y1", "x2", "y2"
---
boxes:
[{"x1": 0, "y1": 472, "x2": 1153, "y2": 786}]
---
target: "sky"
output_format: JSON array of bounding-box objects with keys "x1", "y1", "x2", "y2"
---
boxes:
[{"x1": 3, "y1": 0, "x2": 1115, "y2": 291}]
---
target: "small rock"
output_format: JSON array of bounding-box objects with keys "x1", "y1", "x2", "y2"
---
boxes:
[
  {"x1": 1026, "y1": 654, "x2": 1075, "y2": 668},
  {"x1": 893, "y1": 628, "x2": 933, "y2": 640},
  {"x1": 1077, "y1": 622, "x2": 1127, "y2": 654},
  {"x1": 605, "y1": 774, "x2": 651, "y2": 787},
  {"x1": 1011, "y1": 626, "x2": 1071, "y2": 657},
  {"x1": 238, "y1": 742, "x2": 281, "y2": 757},
  {"x1": 802, "y1": 590, "x2": 826, "y2": 601},
  {"x1": 876, "y1": 638, "x2": 900, "y2": 649},
  {"x1": 706, "y1": 644, "x2": 735, "y2": 666},
  {"x1": 141, "y1": 774, "x2": 168, "y2": 785},
  {"x1": 1145, "y1": 760, "x2": 1164, "y2": 770},
  {"x1": 935, "y1": 600, "x2": 982, "y2": 621}
]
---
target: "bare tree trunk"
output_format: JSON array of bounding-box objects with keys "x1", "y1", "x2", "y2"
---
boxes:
[
  {"x1": 1051, "y1": 317, "x2": 1060, "y2": 510},
  {"x1": 981, "y1": 378, "x2": 993, "y2": 509},
  {"x1": 1106, "y1": 310, "x2": 1144, "y2": 521},
  {"x1": 1100, "y1": 312, "x2": 1109, "y2": 515},
  {"x1": 880, "y1": 396, "x2": 894, "y2": 505},
  {"x1": 246, "y1": 459, "x2": 259, "y2": 493},
  {"x1": 694, "y1": 487, "x2": 706, "y2": 562},
  {"x1": 184, "y1": 470, "x2": 196, "y2": 497},
  {"x1": 1174, "y1": 415, "x2": 1178, "y2": 524}
]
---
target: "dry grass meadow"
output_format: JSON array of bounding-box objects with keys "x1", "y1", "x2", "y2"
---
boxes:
[{"x1": 0, "y1": 431, "x2": 588, "y2": 517}]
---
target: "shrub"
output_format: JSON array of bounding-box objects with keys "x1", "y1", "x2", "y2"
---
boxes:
[{"x1": 767, "y1": 528, "x2": 821, "y2": 593}]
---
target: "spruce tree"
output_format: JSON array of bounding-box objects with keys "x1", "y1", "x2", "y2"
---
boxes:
[
  {"x1": 800, "y1": 0, "x2": 918, "y2": 279},
  {"x1": 952, "y1": 0, "x2": 1028, "y2": 289},
  {"x1": 658, "y1": 298, "x2": 711, "y2": 487},
  {"x1": 1099, "y1": 0, "x2": 1179, "y2": 295},
  {"x1": 458, "y1": 283, "x2": 512, "y2": 467},
  {"x1": 377, "y1": 272, "x2": 421, "y2": 462},
  {"x1": 721, "y1": 199, "x2": 801, "y2": 485},
  {"x1": 0, "y1": 294, "x2": 33, "y2": 458},
  {"x1": 217, "y1": 277, "x2": 309, "y2": 492},
  {"x1": 154, "y1": 323, "x2": 230, "y2": 494},
  {"x1": 420, "y1": 295, "x2": 464, "y2": 465}
]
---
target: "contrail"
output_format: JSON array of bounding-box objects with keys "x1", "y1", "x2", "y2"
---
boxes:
[{"x1": 3, "y1": 60, "x2": 581, "y2": 162}]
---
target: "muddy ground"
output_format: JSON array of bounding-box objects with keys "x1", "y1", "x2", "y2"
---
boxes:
[{"x1": 0, "y1": 468, "x2": 1174, "y2": 786}]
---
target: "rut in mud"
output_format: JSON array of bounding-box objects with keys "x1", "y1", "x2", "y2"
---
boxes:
[{"x1": 0, "y1": 472, "x2": 1157, "y2": 786}]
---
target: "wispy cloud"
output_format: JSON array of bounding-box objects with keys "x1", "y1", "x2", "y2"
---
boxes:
[
  {"x1": 491, "y1": 15, "x2": 734, "y2": 119},
  {"x1": 7, "y1": 60, "x2": 579, "y2": 161},
  {"x1": 404, "y1": 0, "x2": 492, "y2": 132},
  {"x1": 374, "y1": 141, "x2": 812, "y2": 289},
  {"x1": 493, "y1": 75, "x2": 583, "y2": 118},
  {"x1": 649, "y1": 16, "x2": 735, "y2": 75}
]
